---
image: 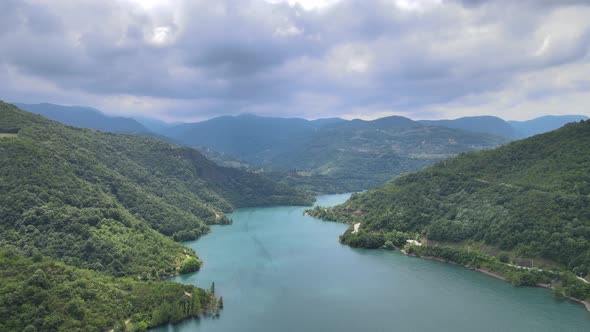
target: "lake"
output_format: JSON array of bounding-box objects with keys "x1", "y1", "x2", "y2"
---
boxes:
[{"x1": 152, "y1": 193, "x2": 590, "y2": 331}]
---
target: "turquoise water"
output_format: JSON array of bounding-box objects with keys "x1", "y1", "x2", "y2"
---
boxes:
[{"x1": 152, "y1": 193, "x2": 590, "y2": 331}]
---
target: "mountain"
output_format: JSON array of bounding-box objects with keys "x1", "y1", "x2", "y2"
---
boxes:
[
  {"x1": 309, "y1": 119, "x2": 590, "y2": 273},
  {"x1": 164, "y1": 114, "x2": 345, "y2": 165},
  {"x1": 270, "y1": 116, "x2": 507, "y2": 192},
  {"x1": 135, "y1": 117, "x2": 180, "y2": 134},
  {"x1": 420, "y1": 116, "x2": 519, "y2": 139},
  {"x1": 509, "y1": 115, "x2": 589, "y2": 138},
  {"x1": 165, "y1": 114, "x2": 506, "y2": 193},
  {"x1": 0, "y1": 101, "x2": 311, "y2": 330},
  {"x1": 14, "y1": 102, "x2": 151, "y2": 134}
]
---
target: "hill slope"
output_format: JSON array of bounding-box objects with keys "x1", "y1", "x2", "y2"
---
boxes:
[
  {"x1": 272, "y1": 116, "x2": 508, "y2": 191},
  {"x1": 0, "y1": 250, "x2": 216, "y2": 332},
  {"x1": 164, "y1": 114, "x2": 345, "y2": 164},
  {"x1": 310, "y1": 120, "x2": 590, "y2": 273},
  {"x1": 165, "y1": 114, "x2": 507, "y2": 193},
  {"x1": 420, "y1": 116, "x2": 519, "y2": 138},
  {"x1": 0, "y1": 101, "x2": 310, "y2": 330},
  {"x1": 14, "y1": 103, "x2": 151, "y2": 134}
]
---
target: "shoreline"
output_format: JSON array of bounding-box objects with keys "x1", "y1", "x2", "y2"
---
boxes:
[{"x1": 401, "y1": 250, "x2": 590, "y2": 314}]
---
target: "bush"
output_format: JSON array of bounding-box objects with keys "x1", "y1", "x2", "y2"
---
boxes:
[
  {"x1": 179, "y1": 257, "x2": 201, "y2": 274},
  {"x1": 498, "y1": 253, "x2": 510, "y2": 263}
]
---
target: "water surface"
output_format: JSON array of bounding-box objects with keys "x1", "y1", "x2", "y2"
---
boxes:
[{"x1": 153, "y1": 193, "x2": 590, "y2": 331}]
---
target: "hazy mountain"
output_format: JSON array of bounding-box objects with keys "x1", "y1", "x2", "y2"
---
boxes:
[
  {"x1": 509, "y1": 115, "x2": 589, "y2": 138},
  {"x1": 270, "y1": 116, "x2": 508, "y2": 191},
  {"x1": 164, "y1": 114, "x2": 345, "y2": 164},
  {"x1": 14, "y1": 102, "x2": 151, "y2": 134},
  {"x1": 420, "y1": 116, "x2": 519, "y2": 139},
  {"x1": 163, "y1": 114, "x2": 506, "y2": 192},
  {"x1": 135, "y1": 117, "x2": 180, "y2": 133}
]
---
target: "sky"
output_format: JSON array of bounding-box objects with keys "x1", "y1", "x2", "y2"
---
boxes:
[{"x1": 1, "y1": 0, "x2": 590, "y2": 122}]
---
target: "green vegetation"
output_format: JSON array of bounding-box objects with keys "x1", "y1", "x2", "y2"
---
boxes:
[
  {"x1": 0, "y1": 101, "x2": 313, "y2": 330},
  {"x1": 0, "y1": 249, "x2": 216, "y2": 332},
  {"x1": 276, "y1": 117, "x2": 508, "y2": 193},
  {"x1": 406, "y1": 244, "x2": 590, "y2": 299},
  {"x1": 408, "y1": 244, "x2": 552, "y2": 286},
  {"x1": 309, "y1": 120, "x2": 590, "y2": 301},
  {"x1": 179, "y1": 257, "x2": 202, "y2": 274},
  {"x1": 189, "y1": 115, "x2": 507, "y2": 193},
  {"x1": 272, "y1": 116, "x2": 506, "y2": 192}
]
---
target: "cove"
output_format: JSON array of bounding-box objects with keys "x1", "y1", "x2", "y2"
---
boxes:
[{"x1": 152, "y1": 194, "x2": 590, "y2": 331}]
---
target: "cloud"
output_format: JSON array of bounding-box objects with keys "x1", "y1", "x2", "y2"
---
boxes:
[{"x1": 0, "y1": 0, "x2": 589, "y2": 121}]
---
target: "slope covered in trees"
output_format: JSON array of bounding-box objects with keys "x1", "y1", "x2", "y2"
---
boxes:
[
  {"x1": 0, "y1": 101, "x2": 311, "y2": 330},
  {"x1": 309, "y1": 120, "x2": 590, "y2": 275},
  {"x1": 271, "y1": 116, "x2": 508, "y2": 191},
  {"x1": 0, "y1": 250, "x2": 216, "y2": 332},
  {"x1": 165, "y1": 114, "x2": 507, "y2": 192},
  {"x1": 419, "y1": 116, "x2": 520, "y2": 139}
]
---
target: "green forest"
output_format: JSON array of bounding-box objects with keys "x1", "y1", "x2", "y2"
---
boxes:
[
  {"x1": 308, "y1": 119, "x2": 590, "y2": 300},
  {"x1": 177, "y1": 115, "x2": 507, "y2": 194},
  {"x1": 0, "y1": 249, "x2": 217, "y2": 332},
  {"x1": 0, "y1": 102, "x2": 312, "y2": 330}
]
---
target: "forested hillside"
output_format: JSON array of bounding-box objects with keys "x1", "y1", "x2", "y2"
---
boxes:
[
  {"x1": 166, "y1": 114, "x2": 507, "y2": 193},
  {"x1": 0, "y1": 101, "x2": 311, "y2": 330},
  {"x1": 0, "y1": 250, "x2": 217, "y2": 332},
  {"x1": 309, "y1": 120, "x2": 590, "y2": 275},
  {"x1": 419, "y1": 116, "x2": 519, "y2": 138},
  {"x1": 271, "y1": 116, "x2": 507, "y2": 192}
]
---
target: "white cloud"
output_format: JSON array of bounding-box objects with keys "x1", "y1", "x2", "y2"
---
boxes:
[
  {"x1": 1, "y1": 0, "x2": 589, "y2": 121},
  {"x1": 265, "y1": 0, "x2": 342, "y2": 10}
]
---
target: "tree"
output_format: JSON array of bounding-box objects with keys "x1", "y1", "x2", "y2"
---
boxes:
[{"x1": 179, "y1": 257, "x2": 201, "y2": 274}]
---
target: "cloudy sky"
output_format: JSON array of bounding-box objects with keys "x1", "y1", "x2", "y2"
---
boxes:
[{"x1": 1, "y1": 0, "x2": 590, "y2": 122}]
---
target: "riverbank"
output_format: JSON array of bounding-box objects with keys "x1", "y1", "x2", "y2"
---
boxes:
[{"x1": 400, "y1": 248, "x2": 590, "y2": 314}]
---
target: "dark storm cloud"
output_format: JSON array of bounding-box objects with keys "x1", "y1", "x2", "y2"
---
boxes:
[{"x1": 0, "y1": 0, "x2": 589, "y2": 120}]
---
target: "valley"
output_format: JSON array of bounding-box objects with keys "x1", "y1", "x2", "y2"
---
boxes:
[
  {"x1": 151, "y1": 194, "x2": 590, "y2": 331},
  {"x1": 1, "y1": 102, "x2": 589, "y2": 331}
]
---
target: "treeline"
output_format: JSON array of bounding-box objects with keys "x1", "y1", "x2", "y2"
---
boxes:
[{"x1": 0, "y1": 249, "x2": 216, "y2": 332}]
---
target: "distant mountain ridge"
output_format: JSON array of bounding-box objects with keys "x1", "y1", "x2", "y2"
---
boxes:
[
  {"x1": 420, "y1": 115, "x2": 588, "y2": 139},
  {"x1": 420, "y1": 116, "x2": 520, "y2": 139},
  {"x1": 164, "y1": 113, "x2": 346, "y2": 164},
  {"x1": 509, "y1": 115, "x2": 589, "y2": 138},
  {"x1": 14, "y1": 103, "x2": 151, "y2": 134},
  {"x1": 16, "y1": 102, "x2": 587, "y2": 142},
  {"x1": 13, "y1": 102, "x2": 588, "y2": 193},
  {"x1": 163, "y1": 113, "x2": 508, "y2": 192}
]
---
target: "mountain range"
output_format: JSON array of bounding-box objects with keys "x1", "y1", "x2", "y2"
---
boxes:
[
  {"x1": 12, "y1": 103, "x2": 588, "y2": 193},
  {"x1": 16, "y1": 103, "x2": 587, "y2": 140}
]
